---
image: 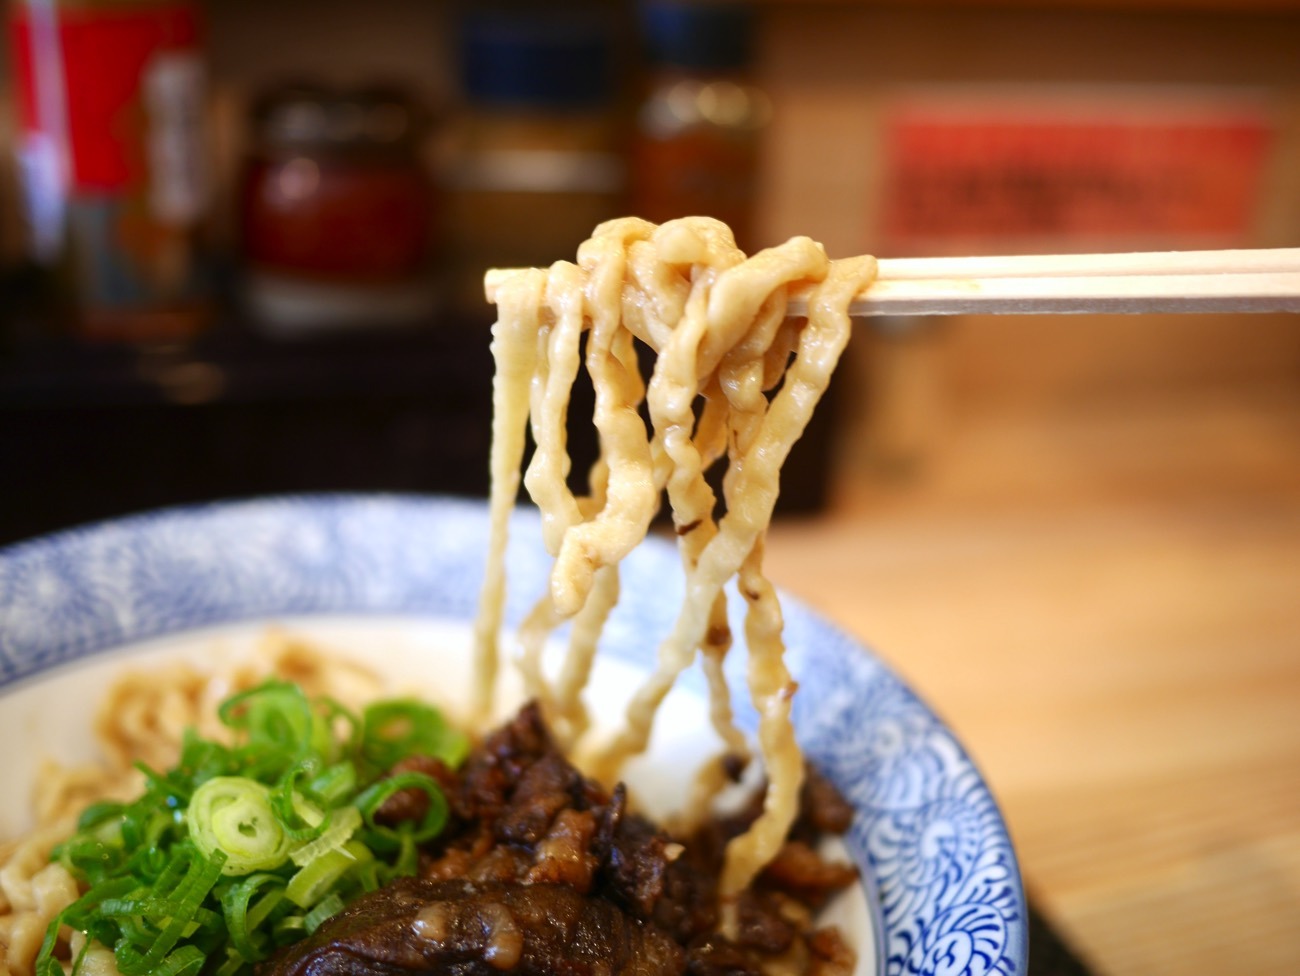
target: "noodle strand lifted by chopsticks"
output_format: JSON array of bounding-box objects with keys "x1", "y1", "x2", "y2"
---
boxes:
[{"x1": 473, "y1": 217, "x2": 876, "y2": 897}]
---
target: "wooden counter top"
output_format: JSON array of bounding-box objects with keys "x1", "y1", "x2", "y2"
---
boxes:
[{"x1": 764, "y1": 388, "x2": 1300, "y2": 976}]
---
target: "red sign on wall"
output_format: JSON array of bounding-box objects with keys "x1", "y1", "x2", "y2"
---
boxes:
[{"x1": 878, "y1": 91, "x2": 1275, "y2": 254}]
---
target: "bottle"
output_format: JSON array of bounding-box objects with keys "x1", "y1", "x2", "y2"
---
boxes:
[
  {"x1": 239, "y1": 83, "x2": 437, "y2": 336},
  {"x1": 9, "y1": 0, "x2": 212, "y2": 341},
  {"x1": 632, "y1": 0, "x2": 770, "y2": 250},
  {"x1": 444, "y1": 6, "x2": 626, "y2": 312}
]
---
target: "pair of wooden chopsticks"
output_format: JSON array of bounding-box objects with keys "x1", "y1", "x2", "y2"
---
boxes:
[
  {"x1": 486, "y1": 247, "x2": 1300, "y2": 316},
  {"x1": 843, "y1": 247, "x2": 1300, "y2": 316}
]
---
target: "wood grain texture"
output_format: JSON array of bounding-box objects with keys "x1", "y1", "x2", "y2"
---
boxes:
[{"x1": 765, "y1": 388, "x2": 1300, "y2": 976}]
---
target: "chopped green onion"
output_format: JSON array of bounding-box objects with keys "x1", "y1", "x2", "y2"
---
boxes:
[
  {"x1": 271, "y1": 760, "x2": 328, "y2": 841},
  {"x1": 247, "y1": 884, "x2": 290, "y2": 932},
  {"x1": 219, "y1": 682, "x2": 311, "y2": 743},
  {"x1": 309, "y1": 761, "x2": 358, "y2": 805},
  {"x1": 215, "y1": 948, "x2": 250, "y2": 976},
  {"x1": 219, "y1": 872, "x2": 283, "y2": 962},
  {"x1": 289, "y1": 806, "x2": 362, "y2": 867},
  {"x1": 38, "y1": 679, "x2": 465, "y2": 976},
  {"x1": 362, "y1": 699, "x2": 469, "y2": 771},
  {"x1": 33, "y1": 917, "x2": 63, "y2": 976},
  {"x1": 146, "y1": 944, "x2": 206, "y2": 976},
  {"x1": 75, "y1": 801, "x2": 127, "y2": 833},
  {"x1": 109, "y1": 846, "x2": 225, "y2": 976},
  {"x1": 273, "y1": 914, "x2": 307, "y2": 941},
  {"x1": 355, "y1": 771, "x2": 450, "y2": 848},
  {"x1": 189, "y1": 778, "x2": 290, "y2": 875},
  {"x1": 314, "y1": 696, "x2": 363, "y2": 759},
  {"x1": 383, "y1": 832, "x2": 421, "y2": 883},
  {"x1": 304, "y1": 891, "x2": 346, "y2": 934},
  {"x1": 286, "y1": 839, "x2": 372, "y2": 908}
]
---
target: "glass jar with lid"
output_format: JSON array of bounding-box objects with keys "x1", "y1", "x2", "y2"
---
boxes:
[
  {"x1": 631, "y1": 0, "x2": 770, "y2": 250},
  {"x1": 239, "y1": 83, "x2": 437, "y2": 335},
  {"x1": 443, "y1": 6, "x2": 627, "y2": 311}
]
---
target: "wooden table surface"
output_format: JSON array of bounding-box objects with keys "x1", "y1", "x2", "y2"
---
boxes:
[{"x1": 764, "y1": 388, "x2": 1300, "y2": 976}]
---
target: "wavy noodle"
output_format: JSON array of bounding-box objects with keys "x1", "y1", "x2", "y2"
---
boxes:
[
  {"x1": 0, "y1": 822, "x2": 83, "y2": 976},
  {"x1": 473, "y1": 217, "x2": 875, "y2": 899}
]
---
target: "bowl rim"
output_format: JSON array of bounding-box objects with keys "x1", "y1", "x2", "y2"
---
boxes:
[{"x1": 0, "y1": 493, "x2": 1027, "y2": 976}]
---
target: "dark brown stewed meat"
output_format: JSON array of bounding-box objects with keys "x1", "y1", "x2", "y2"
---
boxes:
[
  {"x1": 264, "y1": 878, "x2": 686, "y2": 976},
  {"x1": 261, "y1": 703, "x2": 858, "y2": 976}
]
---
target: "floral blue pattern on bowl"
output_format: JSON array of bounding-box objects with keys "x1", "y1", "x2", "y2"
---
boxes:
[{"x1": 0, "y1": 495, "x2": 1026, "y2": 976}]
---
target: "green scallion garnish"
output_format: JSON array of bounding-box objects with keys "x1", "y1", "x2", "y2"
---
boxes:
[{"x1": 37, "y1": 680, "x2": 468, "y2": 976}]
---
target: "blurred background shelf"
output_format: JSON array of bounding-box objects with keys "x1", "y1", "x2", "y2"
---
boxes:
[
  {"x1": 0, "y1": 299, "x2": 497, "y2": 544},
  {"x1": 0, "y1": 305, "x2": 843, "y2": 547}
]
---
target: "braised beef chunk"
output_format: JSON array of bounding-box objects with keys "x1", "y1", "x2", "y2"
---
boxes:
[
  {"x1": 415, "y1": 704, "x2": 675, "y2": 905},
  {"x1": 454, "y1": 703, "x2": 556, "y2": 826},
  {"x1": 733, "y1": 890, "x2": 797, "y2": 954},
  {"x1": 597, "y1": 784, "x2": 672, "y2": 919},
  {"x1": 760, "y1": 841, "x2": 860, "y2": 908},
  {"x1": 495, "y1": 751, "x2": 584, "y2": 845},
  {"x1": 524, "y1": 807, "x2": 599, "y2": 888},
  {"x1": 652, "y1": 848, "x2": 718, "y2": 947},
  {"x1": 793, "y1": 768, "x2": 855, "y2": 839},
  {"x1": 683, "y1": 936, "x2": 759, "y2": 976},
  {"x1": 264, "y1": 702, "x2": 859, "y2": 976},
  {"x1": 806, "y1": 927, "x2": 857, "y2": 976},
  {"x1": 262, "y1": 879, "x2": 686, "y2": 976}
]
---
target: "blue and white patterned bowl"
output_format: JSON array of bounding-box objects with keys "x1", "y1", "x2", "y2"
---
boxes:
[{"x1": 0, "y1": 495, "x2": 1026, "y2": 976}]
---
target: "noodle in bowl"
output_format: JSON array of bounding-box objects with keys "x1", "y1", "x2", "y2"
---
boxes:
[{"x1": 0, "y1": 496, "x2": 1026, "y2": 976}]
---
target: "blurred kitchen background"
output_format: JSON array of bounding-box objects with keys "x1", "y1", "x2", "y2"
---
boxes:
[{"x1": 1, "y1": 1, "x2": 1298, "y2": 974}]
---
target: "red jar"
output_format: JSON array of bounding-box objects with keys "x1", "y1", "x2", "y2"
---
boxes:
[{"x1": 239, "y1": 84, "x2": 437, "y2": 334}]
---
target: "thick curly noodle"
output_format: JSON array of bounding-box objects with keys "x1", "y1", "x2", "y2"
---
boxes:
[{"x1": 473, "y1": 217, "x2": 875, "y2": 898}]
